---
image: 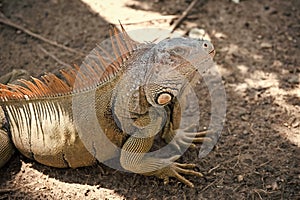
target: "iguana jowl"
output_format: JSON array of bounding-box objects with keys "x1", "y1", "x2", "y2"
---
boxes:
[{"x1": 0, "y1": 25, "x2": 215, "y2": 187}]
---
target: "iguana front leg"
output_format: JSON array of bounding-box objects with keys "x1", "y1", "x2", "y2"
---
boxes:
[
  {"x1": 119, "y1": 107, "x2": 203, "y2": 187},
  {"x1": 120, "y1": 135, "x2": 203, "y2": 187}
]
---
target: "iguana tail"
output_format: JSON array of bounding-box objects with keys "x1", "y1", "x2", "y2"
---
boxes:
[
  {"x1": 0, "y1": 129, "x2": 14, "y2": 168},
  {"x1": 0, "y1": 107, "x2": 14, "y2": 168}
]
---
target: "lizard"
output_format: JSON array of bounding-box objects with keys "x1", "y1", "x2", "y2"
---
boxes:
[{"x1": 0, "y1": 25, "x2": 216, "y2": 187}]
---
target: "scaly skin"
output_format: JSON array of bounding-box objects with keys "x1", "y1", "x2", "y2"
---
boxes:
[
  {"x1": 0, "y1": 33, "x2": 215, "y2": 187},
  {"x1": 0, "y1": 108, "x2": 14, "y2": 168},
  {"x1": 0, "y1": 69, "x2": 30, "y2": 168}
]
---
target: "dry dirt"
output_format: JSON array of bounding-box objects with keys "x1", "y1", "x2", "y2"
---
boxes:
[{"x1": 0, "y1": 0, "x2": 299, "y2": 199}]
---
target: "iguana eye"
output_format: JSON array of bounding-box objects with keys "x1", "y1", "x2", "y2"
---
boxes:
[
  {"x1": 156, "y1": 92, "x2": 173, "y2": 105},
  {"x1": 203, "y1": 42, "x2": 209, "y2": 49}
]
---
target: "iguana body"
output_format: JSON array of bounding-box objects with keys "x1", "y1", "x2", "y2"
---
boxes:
[{"x1": 0, "y1": 26, "x2": 215, "y2": 187}]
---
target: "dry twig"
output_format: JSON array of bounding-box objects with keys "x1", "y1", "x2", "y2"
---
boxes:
[
  {"x1": 0, "y1": 187, "x2": 21, "y2": 193},
  {"x1": 0, "y1": 11, "x2": 85, "y2": 56},
  {"x1": 115, "y1": 15, "x2": 179, "y2": 26},
  {"x1": 170, "y1": 0, "x2": 207, "y2": 33},
  {"x1": 199, "y1": 176, "x2": 224, "y2": 193},
  {"x1": 38, "y1": 45, "x2": 72, "y2": 68},
  {"x1": 207, "y1": 163, "x2": 221, "y2": 174}
]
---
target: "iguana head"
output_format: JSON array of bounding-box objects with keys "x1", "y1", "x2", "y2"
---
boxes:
[{"x1": 143, "y1": 37, "x2": 215, "y2": 107}]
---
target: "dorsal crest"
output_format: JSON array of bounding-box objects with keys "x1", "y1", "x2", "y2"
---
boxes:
[{"x1": 0, "y1": 24, "x2": 139, "y2": 101}]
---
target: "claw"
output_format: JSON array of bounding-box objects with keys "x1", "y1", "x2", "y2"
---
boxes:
[
  {"x1": 169, "y1": 129, "x2": 214, "y2": 152},
  {"x1": 173, "y1": 170, "x2": 194, "y2": 187},
  {"x1": 192, "y1": 136, "x2": 212, "y2": 143},
  {"x1": 156, "y1": 161, "x2": 203, "y2": 188},
  {"x1": 175, "y1": 163, "x2": 196, "y2": 168},
  {"x1": 163, "y1": 177, "x2": 170, "y2": 185}
]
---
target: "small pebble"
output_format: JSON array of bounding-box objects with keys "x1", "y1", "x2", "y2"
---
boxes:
[
  {"x1": 237, "y1": 175, "x2": 244, "y2": 182},
  {"x1": 292, "y1": 121, "x2": 299, "y2": 128},
  {"x1": 287, "y1": 75, "x2": 299, "y2": 84},
  {"x1": 189, "y1": 28, "x2": 206, "y2": 39},
  {"x1": 272, "y1": 60, "x2": 283, "y2": 67},
  {"x1": 260, "y1": 42, "x2": 272, "y2": 48},
  {"x1": 188, "y1": 28, "x2": 211, "y2": 41},
  {"x1": 214, "y1": 32, "x2": 227, "y2": 39},
  {"x1": 272, "y1": 181, "x2": 279, "y2": 190}
]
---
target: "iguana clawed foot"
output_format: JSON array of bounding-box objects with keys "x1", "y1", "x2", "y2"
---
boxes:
[
  {"x1": 154, "y1": 125, "x2": 213, "y2": 187},
  {"x1": 165, "y1": 124, "x2": 214, "y2": 152},
  {"x1": 155, "y1": 155, "x2": 203, "y2": 188}
]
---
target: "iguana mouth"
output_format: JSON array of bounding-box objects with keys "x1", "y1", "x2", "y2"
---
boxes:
[{"x1": 209, "y1": 49, "x2": 216, "y2": 58}]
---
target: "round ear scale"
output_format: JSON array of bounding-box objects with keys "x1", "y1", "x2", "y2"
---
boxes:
[{"x1": 157, "y1": 92, "x2": 172, "y2": 105}]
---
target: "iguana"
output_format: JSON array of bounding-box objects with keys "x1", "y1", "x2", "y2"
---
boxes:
[{"x1": 0, "y1": 25, "x2": 216, "y2": 187}]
